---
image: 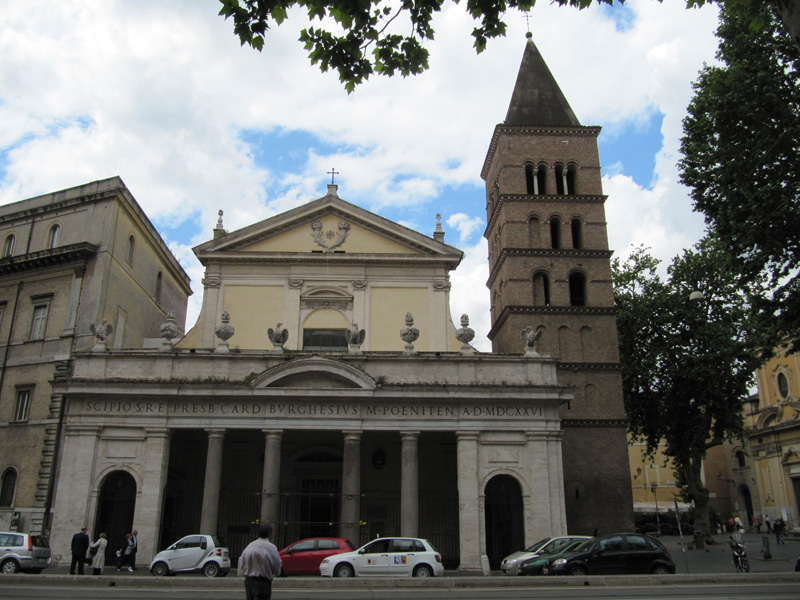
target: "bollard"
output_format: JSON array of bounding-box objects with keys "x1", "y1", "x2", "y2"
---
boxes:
[
  {"x1": 761, "y1": 536, "x2": 772, "y2": 560},
  {"x1": 480, "y1": 554, "x2": 491, "y2": 576}
]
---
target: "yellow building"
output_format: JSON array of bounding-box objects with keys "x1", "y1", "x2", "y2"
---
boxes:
[{"x1": 749, "y1": 344, "x2": 800, "y2": 530}]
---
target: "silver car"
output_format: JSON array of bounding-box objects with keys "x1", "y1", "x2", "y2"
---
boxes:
[
  {"x1": 501, "y1": 536, "x2": 590, "y2": 575},
  {"x1": 0, "y1": 532, "x2": 51, "y2": 574},
  {"x1": 149, "y1": 534, "x2": 230, "y2": 577}
]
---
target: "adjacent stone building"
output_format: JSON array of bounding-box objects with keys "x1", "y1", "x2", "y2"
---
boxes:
[{"x1": 0, "y1": 177, "x2": 191, "y2": 535}]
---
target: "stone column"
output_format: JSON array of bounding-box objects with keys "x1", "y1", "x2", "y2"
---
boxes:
[
  {"x1": 456, "y1": 431, "x2": 481, "y2": 572},
  {"x1": 339, "y1": 431, "x2": 362, "y2": 543},
  {"x1": 400, "y1": 431, "x2": 420, "y2": 537},
  {"x1": 133, "y1": 428, "x2": 172, "y2": 563},
  {"x1": 199, "y1": 429, "x2": 225, "y2": 535},
  {"x1": 260, "y1": 429, "x2": 282, "y2": 526}
]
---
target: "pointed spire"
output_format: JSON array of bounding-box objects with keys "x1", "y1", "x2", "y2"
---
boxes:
[{"x1": 504, "y1": 33, "x2": 581, "y2": 128}]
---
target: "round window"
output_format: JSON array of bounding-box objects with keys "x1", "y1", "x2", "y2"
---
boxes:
[{"x1": 778, "y1": 372, "x2": 789, "y2": 398}]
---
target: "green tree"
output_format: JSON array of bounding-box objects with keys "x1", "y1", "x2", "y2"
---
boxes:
[
  {"x1": 218, "y1": 0, "x2": 800, "y2": 91},
  {"x1": 613, "y1": 240, "x2": 764, "y2": 539},
  {"x1": 679, "y1": 2, "x2": 800, "y2": 352}
]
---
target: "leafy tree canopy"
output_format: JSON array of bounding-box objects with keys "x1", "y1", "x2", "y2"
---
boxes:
[
  {"x1": 613, "y1": 239, "x2": 766, "y2": 536},
  {"x1": 218, "y1": 0, "x2": 799, "y2": 92},
  {"x1": 679, "y1": 2, "x2": 800, "y2": 352}
]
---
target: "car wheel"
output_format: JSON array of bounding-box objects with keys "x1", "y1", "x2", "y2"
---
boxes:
[
  {"x1": 151, "y1": 561, "x2": 169, "y2": 577},
  {"x1": 651, "y1": 565, "x2": 670, "y2": 575},
  {"x1": 1, "y1": 559, "x2": 20, "y2": 574},
  {"x1": 413, "y1": 564, "x2": 433, "y2": 578},
  {"x1": 567, "y1": 565, "x2": 588, "y2": 576},
  {"x1": 334, "y1": 563, "x2": 354, "y2": 578},
  {"x1": 203, "y1": 562, "x2": 220, "y2": 577}
]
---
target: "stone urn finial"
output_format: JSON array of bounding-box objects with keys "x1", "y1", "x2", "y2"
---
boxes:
[
  {"x1": 214, "y1": 311, "x2": 235, "y2": 353},
  {"x1": 159, "y1": 310, "x2": 181, "y2": 351},
  {"x1": 89, "y1": 319, "x2": 113, "y2": 352},
  {"x1": 345, "y1": 323, "x2": 366, "y2": 354},
  {"x1": 520, "y1": 325, "x2": 544, "y2": 357},
  {"x1": 455, "y1": 313, "x2": 475, "y2": 353},
  {"x1": 400, "y1": 312, "x2": 419, "y2": 355},
  {"x1": 268, "y1": 322, "x2": 289, "y2": 353}
]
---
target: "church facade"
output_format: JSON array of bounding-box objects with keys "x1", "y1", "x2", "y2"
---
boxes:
[{"x1": 40, "y1": 37, "x2": 632, "y2": 570}]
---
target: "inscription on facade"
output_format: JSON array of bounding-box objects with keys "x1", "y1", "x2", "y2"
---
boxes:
[{"x1": 79, "y1": 401, "x2": 544, "y2": 419}]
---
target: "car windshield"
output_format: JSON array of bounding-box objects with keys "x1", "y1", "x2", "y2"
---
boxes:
[
  {"x1": 571, "y1": 539, "x2": 594, "y2": 553},
  {"x1": 523, "y1": 538, "x2": 551, "y2": 553}
]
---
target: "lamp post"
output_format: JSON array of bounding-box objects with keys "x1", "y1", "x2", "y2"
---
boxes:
[{"x1": 651, "y1": 482, "x2": 661, "y2": 535}]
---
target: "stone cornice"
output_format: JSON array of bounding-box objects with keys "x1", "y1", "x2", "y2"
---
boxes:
[
  {"x1": 481, "y1": 124, "x2": 602, "y2": 180},
  {"x1": 198, "y1": 252, "x2": 463, "y2": 269},
  {"x1": 487, "y1": 305, "x2": 617, "y2": 340},
  {"x1": 557, "y1": 362, "x2": 622, "y2": 373},
  {"x1": 486, "y1": 247, "x2": 614, "y2": 287},
  {"x1": 561, "y1": 418, "x2": 628, "y2": 428},
  {"x1": 0, "y1": 242, "x2": 98, "y2": 276},
  {"x1": 484, "y1": 194, "x2": 607, "y2": 239}
]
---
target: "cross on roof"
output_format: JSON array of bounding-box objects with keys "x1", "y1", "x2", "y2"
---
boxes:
[
  {"x1": 524, "y1": 12, "x2": 532, "y2": 33},
  {"x1": 327, "y1": 167, "x2": 339, "y2": 184}
]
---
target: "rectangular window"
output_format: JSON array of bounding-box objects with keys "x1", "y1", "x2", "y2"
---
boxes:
[
  {"x1": 302, "y1": 329, "x2": 347, "y2": 351},
  {"x1": 13, "y1": 389, "x2": 31, "y2": 422},
  {"x1": 30, "y1": 304, "x2": 48, "y2": 340}
]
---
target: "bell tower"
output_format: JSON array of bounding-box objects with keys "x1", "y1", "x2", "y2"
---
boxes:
[{"x1": 482, "y1": 34, "x2": 633, "y2": 533}]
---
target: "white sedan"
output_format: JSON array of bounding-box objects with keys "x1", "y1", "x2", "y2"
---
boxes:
[{"x1": 320, "y1": 537, "x2": 444, "y2": 577}]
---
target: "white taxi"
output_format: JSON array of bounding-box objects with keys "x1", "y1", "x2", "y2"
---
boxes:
[{"x1": 319, "y1": 537, "x2": 444, "y2": 577}]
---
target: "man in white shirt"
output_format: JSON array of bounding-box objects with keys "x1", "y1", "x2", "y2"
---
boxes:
[{"x1": 239, "y1": 524, "x2": 282, "y2": 600}]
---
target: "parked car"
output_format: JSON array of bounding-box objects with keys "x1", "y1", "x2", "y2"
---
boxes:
[
  {"x1": 541, "y1": 533, "x2": 675, "y2": 576},
  {"x1": 501, "y1": 536, "x2": 591, "y2": 575},
  {"x1": 149, "y1": 534, "x2": 230, "y2": 577},
  {"x1": 0, "y1": 532, "x2": 51, "y2": 574},
  {"x1": 279, "y1": 537, "x2": 354, "y2": 575},
  {"x1": 319, "y1": 537, "x2": 443, "y2": 578},
  {"x1": 518, "y1": 538, "x2": 586, "y2": 575}
]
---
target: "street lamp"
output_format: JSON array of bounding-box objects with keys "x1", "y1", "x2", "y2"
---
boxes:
[{"x1": 651, "y1": 482, "x2": 661, "y2": 535}]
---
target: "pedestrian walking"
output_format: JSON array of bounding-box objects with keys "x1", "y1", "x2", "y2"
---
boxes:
[
  {"x1": 89, "y1": 532, "x2": 107, "y2": 575},
  {"x1": 765, "y1": 515, "x2": 772, "y2": 532},
  {"x1": 116, "y1": 533, "x2": 135, "y2": 572},
  {"x1": 239, "y1": 524, "x2": 282, "y2": 600},
  {"x1": 774, "y1": 518, "x2": 785, "y2": 544},
  {"x1": 69, "y1": 526, "x2": 90, "y2": 575}
]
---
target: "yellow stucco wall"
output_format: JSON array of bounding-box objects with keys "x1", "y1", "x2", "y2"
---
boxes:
[
  {"x1": 222, "y1": 285, "x2": 285, "y2": 349},
  {"x1": 240, "y1": 216, "x2": 423, "y2": 254},
  {"x1": 370, "y1": 287, "x2": 430, "y2": 351}
]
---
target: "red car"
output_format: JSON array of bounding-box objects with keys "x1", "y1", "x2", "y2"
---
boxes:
[{"x1": 279, "y1": 538, "x2": 355, "y2": 575}]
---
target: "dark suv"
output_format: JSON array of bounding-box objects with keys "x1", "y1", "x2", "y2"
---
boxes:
[
  {"x1": 0, "y1": 532, "x2": 52, "y2": 573},
  {"x1": 542, "y1": 533, "x2": 674, "y2": 576}
]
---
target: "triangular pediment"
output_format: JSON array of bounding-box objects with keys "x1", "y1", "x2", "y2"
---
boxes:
[{"x1": 194, "y1": 190, "x2": 463, "y2": 264}]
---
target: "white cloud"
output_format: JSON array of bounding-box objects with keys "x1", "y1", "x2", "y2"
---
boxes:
[{"x1": 447, "y1": 213, "x2": 484, "y2": 243}]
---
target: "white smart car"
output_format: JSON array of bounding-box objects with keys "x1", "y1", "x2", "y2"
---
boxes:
[
  {"x1": 149, "y1": 534, "x2": 230, "y2": 577},
  {"x1": 320, "y1": 537, "x2": 443, "y2": 577}
]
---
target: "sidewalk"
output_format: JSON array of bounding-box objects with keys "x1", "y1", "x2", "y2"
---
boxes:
[{"x1": 659, "y1": 532, "x2": 799, "y2": 574}]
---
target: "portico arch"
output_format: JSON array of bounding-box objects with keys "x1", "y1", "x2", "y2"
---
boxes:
[
  {"x1": 94, "y1": 470, "x2": 137, "y2": 563},
  {"x1": 484, "y1": 474, "x2": 524, "y2": 569}
]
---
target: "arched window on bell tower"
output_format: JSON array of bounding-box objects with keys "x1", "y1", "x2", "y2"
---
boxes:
[
  {"x1": 555, "y1": 164, "x2": 565, "y2": 195},
  {"x1": 569, "y1": 272, "x2": 587, "y2": 306},
  {"x1": 532, "y1": 272, "x2": 551, "y2": 306},
  {"x1": 550, "y1": 217, "x2": 561, "y2": 249},
  {"x1": 571, "y1": 217, "x2": 583, "y2": 249},
  {"x1": 566, "y1": 164, "x2": 577, "y2": 195},
  {"x1": 525, "y1": 163, "x2": 535, "y2": 195}
]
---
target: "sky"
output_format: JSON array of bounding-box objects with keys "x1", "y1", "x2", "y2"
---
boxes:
[{"x1": 0, "y1": 0, "x2": 722, "y2": 351}]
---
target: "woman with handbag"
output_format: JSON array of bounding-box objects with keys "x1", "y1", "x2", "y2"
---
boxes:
[{"x1": 89, "y1": 532, "x2": 107, "y2": 575}]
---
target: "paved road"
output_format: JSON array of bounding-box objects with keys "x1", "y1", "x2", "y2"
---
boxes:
[{"x1": 1, "y1": 581, "x2": 800, "y2": 600}]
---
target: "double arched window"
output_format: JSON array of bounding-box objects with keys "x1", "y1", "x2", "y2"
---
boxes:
[
  {"x1": 525, "y1": 164, "x2": 547, "y2": 195},
  {"x1": 555, "y1": 164, "x2": 577, "y2": 195}
]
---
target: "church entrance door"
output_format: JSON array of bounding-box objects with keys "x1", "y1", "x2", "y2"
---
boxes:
[
  {"x1": 484, "y1": 474, "x2": 524, "y2": 569},
  {"x1": 94, "y1": 470, "x2": 136, "y2": 564}
]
